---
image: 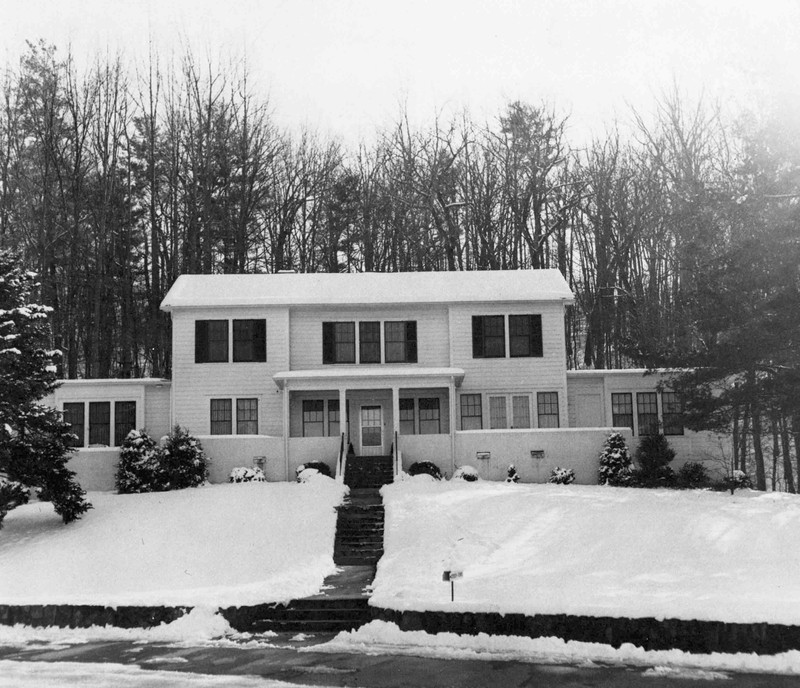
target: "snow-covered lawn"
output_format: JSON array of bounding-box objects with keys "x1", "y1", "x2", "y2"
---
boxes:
[
  {"x1": 372, "y1": 479, "x2": 800, "y2": 625},
  {"x1": 0, "y1": 481, "x2": 347, "y2": 607}
]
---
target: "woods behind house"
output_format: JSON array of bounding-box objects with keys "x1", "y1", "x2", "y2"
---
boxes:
[{"x1": 2, "y1": 41, "x2": 800, "y2": 491}]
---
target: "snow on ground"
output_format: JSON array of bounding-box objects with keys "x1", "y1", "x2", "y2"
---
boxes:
[
  {"x1": 0, "y1": 481, "x2": 347, "y2": 607},
  {"x1": 372, "y1": 480, "x2": 800, "y2": 625},
  {"x1": 0, "y1": 660, "x2": 316, "y2": 688},
  {"x1": 319, "y1": 620, "x2": 800, "y2": 676}
]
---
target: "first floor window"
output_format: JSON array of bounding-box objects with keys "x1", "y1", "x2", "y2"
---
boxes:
[
  {"x1": 512, "y1": 395, "x2": 532, "y2": 429},
  {"x1": 63, "y1": 402, "x2": 85, "y2": 447},
  {"x1": 611, "y1": 393, "x2": 633, "y2": 433},
  {"x1": 662, "y1": 392, "x2": 684, "y2": 436},
  {"x1": 637, "y1": 392, "x2": 659, "y2": 436},
  {"x1": 384, "y1": 321, "x2": 417, "y2": 363},
  {"x1": 489, "y1": 395, "x2": 508, "y2": 429},
  {"x1": 237, "y1": 398, "x2": 259, "y2": 434},
  {"x1": 399, "y1": 398, "x2": 415, "y2": 434},
  {"x1": 302, "y1": 399, "x2": 325, "y2": 437},
  {"x1": 211, "y1": 399, "x2": 232, "y2": 435},
  {"x1": 460, "y1": 394, "x2": 483, "y2": 430},
  {"x1": 195, "y1": 320, "x2": 229, "y2": 363},
  {"x1": 472, "y1": 315, "x2": 505, "y2": 358},
  {"x1": 328, "y1": 399, "x2": 341, "y2": 437},
  {"x1": 114, "y1": 401, "x2": 137, "y2": 446},
  {"x1": 322, "y1": 322, "x2": 356, "y2": 364},
  {"x1": 88, "y1": 401, "x2": 111, "y2": 446},
  {"x1": 418, "y1": 398, "x2": 441, "y2": 434},
  {"x1": 537, "y1": 392, "x2": 559, "y2": 428},
  {"x1": 509, "y1": 314, "x2": 543, "y2": 357},
  {"x1": 233, "y1": 319, "x2": 266, "y2": 362}
]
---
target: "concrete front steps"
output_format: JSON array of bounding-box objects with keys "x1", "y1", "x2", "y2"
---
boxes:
[
  {"x1": 343, "y1": 455, "x2": 394, "y2": 489},
  {"x1": 334, "y1": 489, "x2": 385, "y2": 567}
]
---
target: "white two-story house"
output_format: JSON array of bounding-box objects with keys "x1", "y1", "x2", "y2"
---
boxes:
[{"x1": 49, "y1": 270, "x2": 728, "y2": 489}]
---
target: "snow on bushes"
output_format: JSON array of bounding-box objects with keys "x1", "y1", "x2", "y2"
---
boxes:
[
  {"x1": 407, "y1": 461, "x2": 442, "y2": 480},
  {"x1": 722, "y1": 469, "x2": 752, "y2": 494},
  {"x1": 548, "y1": 467, "x2": 575, "y2": 484},
  {"x1": 297, "y1": 467, "x2": 334, "y2": 483},
  {"x1": 115, "y1": 426, "x2": 208, "y2": 494},
  {"x1": 452, "y1": 465, "x2": 479, "y2": 482},
  {"x1": 505, "y1": 464, "x2": 520, "y2": 483},
  {"x1": 295, "y1": 461, "x2": 332, "y2": 479},
  {"x1": 0, "y1": 477, "x2": 30, "y2": 527},
  {"x1": 229, "y1": 466, "x2": 266, "y2": 483},
  {"x1": 598, "y1": 431, "x2": 634, "y2": 486}
]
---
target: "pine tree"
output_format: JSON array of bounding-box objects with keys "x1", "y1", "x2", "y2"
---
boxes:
[
  {"x1": 0, "y1": 251, "x2": 91, "y2": 526},
  {"x1": 598, "y1": 431, "x2": 634, "y2": 486}
]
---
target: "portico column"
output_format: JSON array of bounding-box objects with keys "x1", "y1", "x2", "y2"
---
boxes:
[
  {"x1": 449, "y1": 377, "x2": 457, "y2": 476},
  {"x1": 391, "y1": 386, "x2": 400, "y2": 460},
  {"x1": 339, "y1": 386, "x2": 348, "y2": 448},
  {"x1": 283, "y1": 383, "x2": 290, "y2": 481}
]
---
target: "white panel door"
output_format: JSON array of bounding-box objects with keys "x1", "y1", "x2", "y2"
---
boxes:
[{"x1": 360, "y1": 405, "x2": 384, "y2": 456}]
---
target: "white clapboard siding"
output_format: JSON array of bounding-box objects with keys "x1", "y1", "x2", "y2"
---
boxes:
[{"x1": 171, "y1": 306, "x2": 289, "y2": 436}]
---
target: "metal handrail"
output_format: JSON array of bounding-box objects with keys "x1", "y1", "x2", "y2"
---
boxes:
[{"x1": 393, "y1": 430, "x2": 401, "y2": 479}]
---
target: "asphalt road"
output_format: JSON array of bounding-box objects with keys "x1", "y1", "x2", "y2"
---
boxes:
[{"x1": 2, "y1": 634, "x2": 800, "y2": 687}]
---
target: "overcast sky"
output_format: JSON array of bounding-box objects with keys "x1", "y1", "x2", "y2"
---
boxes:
[{"x1": 2, "y1": 0, "x2": 799, "y2": 143}]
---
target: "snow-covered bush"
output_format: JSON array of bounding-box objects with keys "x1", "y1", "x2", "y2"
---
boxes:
[
  {"x1": 0, "y1": 477, "x2": 30, "y2": 527},
  {"x1": 721, "y1": 470, "x2": 751, "y2": 495},
  {"x1": 677, "y1": 461, "x2": 710, "y2": 489},
  {"x1": 598, "y1": 431, "x2": 634, "y2": 486},
  {"x1": 452, "y1": 465, "x2": 479, "y2": 482},
  {"x1": 297, "y1": 467, "x2": 334, "y2": 483},
  {"x1": 408, "y1": 461, "x2": 442, "y2": 480},
  {"x1": 295, "y1": 461, "x2": 332, "y2": 478},
  {"x1": 115, "y1": 430, "x2": 162, "y2": 494},
  {"x1": 505, "y1": 464, "x2": 520, "y2": 483},
  {"x1": 159, "y1": 426, "x2": 209, "y2": 490},
  {"x1": 548, "y1": 467, "x2": 575, "y2": 484},
  {"x1": 229, "y1": 466, "x2": 266, "y2": 483}
]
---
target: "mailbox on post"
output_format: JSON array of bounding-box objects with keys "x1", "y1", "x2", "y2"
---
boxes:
[{"x1": 442, "y1": 569, "x2": 463, "y2": 601}]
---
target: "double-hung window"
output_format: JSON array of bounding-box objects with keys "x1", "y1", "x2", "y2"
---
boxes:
[
  {"x1": 302, "y1": 400, "x2": 325, "y2": 437},
  {"x1": 236, "y1": 398, "x2": 259, "y2": 434},
  {"x1": 611, "y1": 393, "x2": 634, "y2": 433},
  {"x1": 509, "y1": 315, "x2": 543, "y2": 357},
  {"x1": 195, "y1": 320, "x2": 229, "y2": 363},
  {"x1": 418, "y1": 398, "x2": 441, "y2": 434},
  {"x1": 210, "y1": 399, "x2": 233, "y2": 435},
  {"x1": 233, "y1": 320, "x2": 266, "y2": 362},
  {"x1": 472, "y1": 316, "x2": 505, "y2": 358},
  {"x1": 359, "y1": 322, "x2": 381, "y2": 363},
  {"x1": 662, "y1": 392, "x2": 684, "y2": 436},
  {"x1": 88, "y1": 402, "x2": 111, "y2": 446},
  {"x1": 460, "y1": 394, "x2": 483, "y2": 430},
  {"x1": 384, "y1": 321, "x2": 417, "y2": 363},
  {"x1": 328, "y1": 399, "x2": 341, "y2": 437},
  {"x1": 637, "y1": 392, "x2": 659, "y2": 436},
  {"x1": 63, "y1": 402, "x2": 85, "y2": 447},
  {"x1": 399, "y1": 398, "x2": 415, "y2": 434},
  {"x1": 322, "y1": 322, "x2": 356, "y2": 364},
  {"x1": 114, "y1": 401, "x2": 137, "y2": 446},
  {"x1": 536, "y1": 392, "x2": 559, "y2": 428}
]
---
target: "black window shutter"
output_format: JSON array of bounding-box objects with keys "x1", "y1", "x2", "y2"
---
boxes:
[
  {"x1": 472, "y1": 316, "x2": 484, "y2": 358},
  {"x1": 531, "y1": 314, "x2": 543, "y2": 357},
  {"x1": 406, "y1": 321, "x2": 417, "y2": 362},
  {"x1": 195, "y1": 320, "x2": 208, "y2": 363},
  {"x1": 254, "y1": 320, "x2": 267, "y2": 361},
  {"x1": 322, "y1": 322, "x2": 335, "y2": 364}
]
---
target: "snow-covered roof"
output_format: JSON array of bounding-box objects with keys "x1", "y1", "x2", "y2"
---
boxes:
[
  {"x1": 160, "y1": 270, "x2": 573, "y2": 311},
  {"x1": 273, "y1": 366, "x2": 466, "y2": 389}
]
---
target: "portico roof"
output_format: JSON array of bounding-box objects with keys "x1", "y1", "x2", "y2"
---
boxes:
[{"x1": 273, "y1": 366, "x2": 465, "y2": 390}]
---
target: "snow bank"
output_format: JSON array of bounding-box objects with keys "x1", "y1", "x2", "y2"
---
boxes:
[
  {"x1": 373, "y1": 481, "x2": 800, "y2": 625},
  {"x1": 0, "y1": 481, "x2": 347, "y2": 607},
  {"x1": 320, "y1": 620, "x2": 800, "y2": 676}
]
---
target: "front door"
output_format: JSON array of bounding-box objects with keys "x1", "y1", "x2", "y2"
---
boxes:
[{"x1": 360, "y1": 405, "x2": 383, "y2": 456}]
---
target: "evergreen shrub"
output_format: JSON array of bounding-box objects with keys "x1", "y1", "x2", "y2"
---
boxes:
[
  {"x1": 296, "y1": 461, "x2": 332, "y2": 478},
  {"x1": 505, "y1": 464, "x2": 520, "y2": 483},
  {"x1": 635, "y1": 434, "x2": 677, "y2": 487},
  {"x1": 721, "y1": 470, "x2": 751, "y2": 494},
  {"x1": 598, "y1": 432, "x2": 635, "y2": 486},
  {"x1": 115, "y1": 430, "x2": 162, "y2": 494},
  {"x1": 408, "y1": 461, "x2": 443, "y2": 480},
  {"x1": 229, "y1": 466, "x2": 267, "y2": 483},
  {"x1": 452, "y1": 465, "x2": 479, "y2": 481},
  {"x1": 160, "y1": 426, "x2": 209, "y2": 490},
  {"x1": 676, "y1": 461, "x2": 710, "y2": 489},
  {"x1": 548, "y1": 467, "x2": 576, "y2": 484}
]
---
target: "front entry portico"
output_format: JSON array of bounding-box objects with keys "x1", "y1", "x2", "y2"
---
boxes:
[{"x1": 273, "y1": 366, "x2": 465, "y2": 480}]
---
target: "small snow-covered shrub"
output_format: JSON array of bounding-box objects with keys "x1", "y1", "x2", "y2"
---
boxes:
[
  {"x1": 598, "y1": 432, "x2": 634, "y2": 486},
  {"x1": 296, "y1": 461, "x2": 332, "y2": 478},
  {"x1": 0, "y1": 477, "x2": 30, "y2": 528},
  {"x1": 721, "y1": 470, "x2": 751, "y2": 495},
  {"x1": 229, "y1": 466, "x2": 266, "y2": 483},
  {"x1": 677, "y1": 461, "x2": 710, "y2": 489},
  {"x1": 548, "y1": 467, "x2": 575, "y2": 485},
  {"x1": 115, "y1": 430, "x2": 163, "y2": 494},
  {"x1": 297, "y1": 467, "x2": 334, "y2": 483},
  {"x1": 408, "y1": 461, "x2": 443, "y2": 480},
  {"x1": 505, "y1": 464, "x2": 520, "y2": 483},
  {"x1": 159, "y1": 426, "x2": 208, "y2": 490},
  {"x1": 452, "y1": 465, "x2": 479, "y2": 482}
]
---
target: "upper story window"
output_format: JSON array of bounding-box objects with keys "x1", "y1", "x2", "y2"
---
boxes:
[
  {"x1": 509, "y1": 314, "x2": 543, "y2": 357},
  {"x1": 195, "y1": 320, "x2": 229, "y2": 363},
  {"x1": 233, "y1": 320, "x2": 266, "y2": 362},
  {"x1": 323, "y1": 322, "x2": 356, "y2": 364},
  {"x1": 662, "y1": 392, "x2": 684, "y2": 436},
  {"x1": 385, "y1": 321, "x2": 417, "y2": 363},
  {"x1": 472, "y1": 315, "x2": 505, "y2": 358},
  {"x1": 359, "y1": 322, "x2": 381, "y2": 363}
]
